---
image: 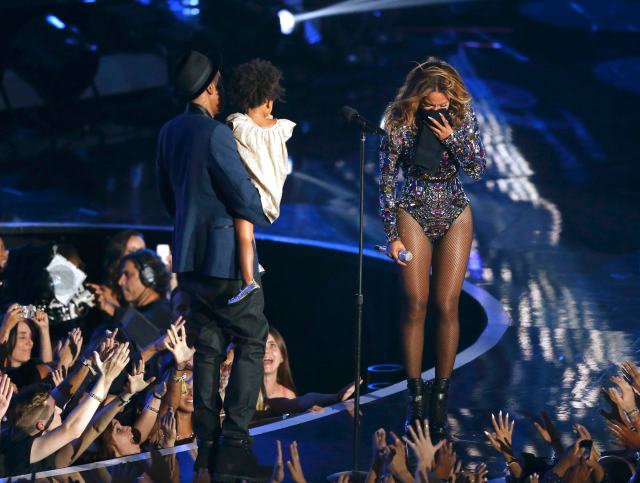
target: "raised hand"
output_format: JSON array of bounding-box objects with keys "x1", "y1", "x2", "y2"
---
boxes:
[
  {"x1": 337, "y1": 379, "x2": 362, "y2": 402},
  {"x1": 464, "y1": 463, "x2": 488, "y2": 483},
  {"x1": 163, "y1": 322, "x2": 195, "y2": 366},
  {"x1": 386, "y1": 431, "x2": 410, "y2": 479},
  {"x1": 159, "y1": 407, "x2": 177, "y2": 448},
  {"x1": 608, "y1": 421, "x2": 640, "y2": 450},
  {"x1": 94, "y1": 342, "x2": 130, "y2": 382},
  {"x1": 154, "y1": 316, "x2": 186, "y2": 350},
  {"x1": 57, "y1": 327, "x2": 83, "y2": 370},
  {"x1": 372, "y1": 427, "x2": 388, "y2": 461},
  {"x1": 51, "y1": 368, "x2": 65, "y2": 387},
  {"x1": 0, "y1": 373, "x2": 14, "y2": 420},
  {"x1": 485, "y1": 410, "x2": 515, "y2": 458},
  {"x1": 98, "y1": 328, "x2": 119, "y2": 360},
  {"x1": 533, "y1": 411, "x2": 563, "y2": 453},
  {"x1": 609, "y1": 375, "x2": 637, "y2": 412},
  {"x1": 403, "y1": 420, "x2": 444, "y2": 473},
  {"x1": 286, "y1": 441, "x2": 307, "y2": 483},
  {"x1": 527, "y1": 473, "x2": 540, "y2": 483},
  {"x1": 86, "y1": 283, "x2": 117, "y2": 316},
  {"x1": 125, "y1": 360, "x2": 155, "y2": 395},
  {"x1": 600, "y1": 387, "x2": 625, "y2": 426},
  {"x1": 565, "y1": 461, "x2": 592, "y2": 483},
  {"x1": 552, "y1": 434, "x2": 590, "y2": 478},
  {"x1": 434, "y1": 440, "x2": 457, "y2": 481},
  {"x1": 271, "y1": 440, "x2": 285, "y2": 483},
  {"x1": 1, "y1": 304, "x2": 23, "y2": 343},
  {"x1": 621, "y1": 361, "x2": 640, "y2": 393},
  {"x1": 573, "y1": 424, "x2": 604, "y2": 481},
  {"x1": 33, "y1": 309, "x2": 50, "y2": 332}
]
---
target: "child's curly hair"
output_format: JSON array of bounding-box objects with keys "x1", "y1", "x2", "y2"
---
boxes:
[{"x1": 228, "y1": 59, "x2": 285, "y2": 111}]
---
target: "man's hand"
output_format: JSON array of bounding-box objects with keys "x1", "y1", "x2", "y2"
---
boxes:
[
  {"x1": 163, "y1": 322, "x2": 195, "y2": 367},
  {"x1": 125, "y1": 360, "x2": 155, "y2": 395}
]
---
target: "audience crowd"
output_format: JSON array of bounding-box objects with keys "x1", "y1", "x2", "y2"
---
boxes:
[{"x1": 1, "y1": 232, "x2": 640, "y2": 482}]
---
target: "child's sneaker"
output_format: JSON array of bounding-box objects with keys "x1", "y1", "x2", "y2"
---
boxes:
[{"x1": 228, "y1": 280, "x2": 261, "y2": 305}]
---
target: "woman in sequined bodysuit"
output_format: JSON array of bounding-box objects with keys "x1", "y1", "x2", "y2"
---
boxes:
[{"x1": 379, "y1": 57, "x2": 486, "y2": 440}]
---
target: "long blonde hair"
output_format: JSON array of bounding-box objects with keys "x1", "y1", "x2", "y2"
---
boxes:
[{"x1": 383, "y1": 57, "x2": 471, "y2": 132}]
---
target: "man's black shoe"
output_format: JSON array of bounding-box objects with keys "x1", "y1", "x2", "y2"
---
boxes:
[{"x1": 212, "y1": 438, "x2": 272, "y2": 482}]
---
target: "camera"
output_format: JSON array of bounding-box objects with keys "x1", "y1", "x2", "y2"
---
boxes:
[{"x1": 21, "y1": 304, "x2": 37, "y2": 319}]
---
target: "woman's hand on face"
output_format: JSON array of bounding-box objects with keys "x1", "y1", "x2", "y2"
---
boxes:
[
  {"x1": 387, "y1": 240, "x2": 408, "y2": 267},
  {"x1": 427, "y1": 112, "x2": 454, "y2": 141}
]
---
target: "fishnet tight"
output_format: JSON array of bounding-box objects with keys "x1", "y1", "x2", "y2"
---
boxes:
[{"x1": 397, "y1": 206, "x2": 473, "y2": 380}]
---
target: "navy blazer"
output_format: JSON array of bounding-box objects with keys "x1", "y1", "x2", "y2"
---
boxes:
[{"x1": 156, "y1": 104, "x2": 269, "y2": 279}]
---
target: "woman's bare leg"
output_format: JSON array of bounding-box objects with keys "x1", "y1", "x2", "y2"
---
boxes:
[{"x1": 397, "y1": 208, "x2": 433, "y2": 379}]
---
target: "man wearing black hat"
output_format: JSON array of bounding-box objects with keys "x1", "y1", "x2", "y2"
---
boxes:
[{"x1": 155, "y1": 50, "x2": 272, "y2": 480}]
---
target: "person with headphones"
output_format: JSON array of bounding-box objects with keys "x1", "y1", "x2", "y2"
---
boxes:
[{"x1": 88, "y1": 249, "x2": 172, "y2": 356}]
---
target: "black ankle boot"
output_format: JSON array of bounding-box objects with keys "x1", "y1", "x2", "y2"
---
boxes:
[
  {"x1": 212, "y1": 437, "x2": 272, "y2": 482},
  {"x1": 404, "y1": 378, "x2": 428, "y2": 434},
  {"x1": 429, "y1": 378, "x2": 450, "y2": 443}
]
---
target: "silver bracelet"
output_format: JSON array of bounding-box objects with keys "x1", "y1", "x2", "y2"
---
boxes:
[{"x1": 88, "y1": 391, "x2": 104, "y2": 403}]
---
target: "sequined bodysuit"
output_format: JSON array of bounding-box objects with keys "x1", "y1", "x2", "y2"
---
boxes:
[{"x1": 379, "y1": 107, "x2": 486, "y2": 242}]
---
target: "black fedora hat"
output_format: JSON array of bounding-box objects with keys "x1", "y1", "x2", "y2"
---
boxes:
[{"x1": 173, "y1": 50, "x2": 222, "y2": 100}]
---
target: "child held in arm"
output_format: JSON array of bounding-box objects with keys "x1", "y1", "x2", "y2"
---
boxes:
[{"x1": 226, "y1": 59, "x2": 295, "y2": 304}]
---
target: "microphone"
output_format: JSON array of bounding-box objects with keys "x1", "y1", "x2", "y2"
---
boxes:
[
  {"x1": 341, "y1": 106, "x2": 386, "y2": 136},
  {"x1": 374, "y1": 245, "x2": 413, "y2": 263}
]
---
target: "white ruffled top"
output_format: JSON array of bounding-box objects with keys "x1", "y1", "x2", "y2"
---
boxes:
[{"x1": 227, "y1": 112, "x2": 295, "y2": 223}]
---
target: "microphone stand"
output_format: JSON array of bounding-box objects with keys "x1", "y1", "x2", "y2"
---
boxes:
[{"x1": 352, "y1": 128, "x2": 366, "y2": 480}]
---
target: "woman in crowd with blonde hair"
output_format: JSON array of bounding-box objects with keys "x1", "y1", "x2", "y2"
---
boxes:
[{"x1": 379, "y1": 56, "x2": 487, "y2": 441}]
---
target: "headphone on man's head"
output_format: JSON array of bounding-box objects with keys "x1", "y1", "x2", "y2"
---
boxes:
[
  {"x1": 138, "y1": 262, "x2": 157, "y2": 290},
  {"x1": 125, "y1": 252, "x2": 158, "y2": 292}
]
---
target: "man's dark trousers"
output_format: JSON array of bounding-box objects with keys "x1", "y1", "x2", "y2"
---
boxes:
[{"x1": 177, "y1": 272, "x2": 268, "y2": 443}]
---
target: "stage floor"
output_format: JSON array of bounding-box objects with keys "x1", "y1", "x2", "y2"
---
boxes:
[{"x1": 1, "y1": 1, "x2": 640, "y2": 481}]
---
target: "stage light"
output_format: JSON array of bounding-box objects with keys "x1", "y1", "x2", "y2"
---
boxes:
[
  {"x1": 46, "y1": 14, "x2": 66, "y2": 30},
  {"x1": 294, "y1": 0, "x2": 476, "y2": 23},
  {"x1": 278, "y1": 9, "x2": 296, "y2": 34}
]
